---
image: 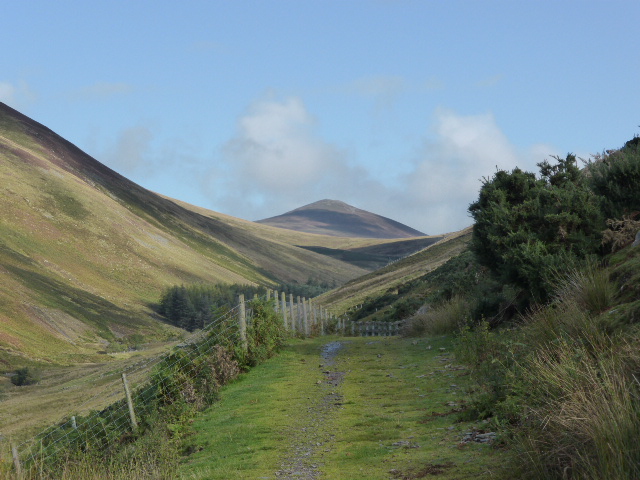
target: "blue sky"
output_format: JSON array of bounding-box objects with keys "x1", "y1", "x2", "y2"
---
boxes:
[{"x1": 2, "y1": 0, "x2": 638, "y2": 234}]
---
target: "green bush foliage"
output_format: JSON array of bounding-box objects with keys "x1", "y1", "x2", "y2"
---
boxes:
[
  {"x1": 243, "y1": 299, "x2": 287, "y2": 367},
  {"x1": 454, "y1": 135, "x2": 640, "y2": 478},
  {"x1": 10, "y1": 366, "x2": 40, "y2": 386},
  {"x1": 468, "y1": 154, "x2": 604, "y2": 304},
  {"x1": 587, "y1": 139, "x2": 640, "y2": 219}
]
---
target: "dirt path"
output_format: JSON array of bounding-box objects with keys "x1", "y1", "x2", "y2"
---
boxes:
[{"x1": 275, "y1": 341, "x2": 345, "y2": 479}]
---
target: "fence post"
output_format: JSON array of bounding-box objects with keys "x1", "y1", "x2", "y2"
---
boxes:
[
  {"x1": 71, "y1": 415, "x2": 77, "y2": 429},
  {"x1": 11, "y1": 444, "x2": 21, "y2": 479},
  {"x1": 310, "y1": 300, "x2": 316, "y2": 334},
  {"x1": 302, "y1": 298, "x2": 309, "y2": 336},
  {"x1": 121, "y1": 373, "x2": 138, "y2": 431},
  {"x1": 273, "y1": 290, "x2": 279, "y2": 313},
  {"x1": 281, "y1": 291, "x2": 287, "y2": 330},
  {"x1": 289, "y1": 294, "x2": 295, "y2": 334},
  {"x1": 238, "y1": 294, "x2": 247, "y2": 352}
]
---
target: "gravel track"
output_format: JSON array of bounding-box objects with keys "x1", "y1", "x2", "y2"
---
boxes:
[{"x1": 274, "y1": 341, "x2": 345, "y2": 479}]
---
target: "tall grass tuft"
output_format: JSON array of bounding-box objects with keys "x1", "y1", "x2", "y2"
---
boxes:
[
  {"x1": 511, "y1": 338, "x2": 640, "y2": 479},
  {"x1": 402, "y1": 296, "x2": 469, "y2": 337},
  {"x1": 553, "y1": 262, "x2": 615, "y2": 314}
]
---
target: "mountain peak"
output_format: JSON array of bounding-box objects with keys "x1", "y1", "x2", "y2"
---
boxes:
[
  {"x1": 257, "y1": 200, "x2": 426, "y2": 239},
  {"x1": 290, "y1": 199, "x2": 357, "y2": 214}
]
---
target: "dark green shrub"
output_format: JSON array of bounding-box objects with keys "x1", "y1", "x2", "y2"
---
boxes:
[
  {"x1": 587, "y1": 140, "x2": 640, "y2": 219},
  {"x1": 243, "y1": 299, "x2": 287, "y2": 367},
  {"x1": 468, "y1": 154, "x2": 604, "y2": 305},
  {"x1": 11, "y1": 367, "x2": 40, "y2": 386}
]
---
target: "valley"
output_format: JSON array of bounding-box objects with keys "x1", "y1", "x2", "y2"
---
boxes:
[{"x1": 0, "y1": 102, "x2": 437, "y2": 368}]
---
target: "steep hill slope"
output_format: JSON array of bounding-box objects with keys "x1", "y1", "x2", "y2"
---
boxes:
[
  {"x1": 316, "y1": 227, "x2": 472, "y2": 313},
  {"x1": 257, "y1": 199, "x2": 426, "y2": 238},
  {"x1": 0, "y1": 103, "x2": 370, "y2": 366}
]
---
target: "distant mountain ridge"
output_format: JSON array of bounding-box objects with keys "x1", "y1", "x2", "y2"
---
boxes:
[{"x1": 257, "y1": 199, "x2": 426, "y2": 239}]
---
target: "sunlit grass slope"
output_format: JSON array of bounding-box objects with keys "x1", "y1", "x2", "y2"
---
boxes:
[
  {"x1": 317, "y1": 227, "x2": 472, "y2": 313},
  {"x1": 0, "y1": 102, "x2": 371, "y2": 367}
]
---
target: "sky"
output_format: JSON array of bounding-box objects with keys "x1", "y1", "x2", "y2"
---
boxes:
[{"x1": 1, "y1": 1, "x2": 639, "y2": 235}]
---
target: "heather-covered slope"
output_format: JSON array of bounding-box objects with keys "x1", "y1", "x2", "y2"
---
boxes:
[{"x1": 257, "y1": 199, "x2": 426, "y2": 238}]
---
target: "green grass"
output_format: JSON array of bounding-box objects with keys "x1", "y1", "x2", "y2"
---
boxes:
[{"x1": 179, "y1": 335, "x2": 501, "y2": 479}]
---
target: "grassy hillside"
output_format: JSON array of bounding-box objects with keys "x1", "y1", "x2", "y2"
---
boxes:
[
  {"x1": 0, "y1": 103, "x2": 375, "y2": 367},
  {"x1": 316, "y1": 227, "x2": 471, "y2": 313}
]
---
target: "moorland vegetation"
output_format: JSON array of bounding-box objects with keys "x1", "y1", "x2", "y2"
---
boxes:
[{"x1": 385, "y1": 137, "x2": 640, "y2": 479}]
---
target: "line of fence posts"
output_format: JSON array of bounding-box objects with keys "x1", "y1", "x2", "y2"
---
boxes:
[{"x1": 245, "y1": 289, "x2": 403, "y2": 339}]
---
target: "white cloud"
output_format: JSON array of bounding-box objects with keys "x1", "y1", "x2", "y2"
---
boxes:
[
  {"x1": 203, "y1": 97, "x2": 557, "y2": 234},
  {"x1": 400, "y1": 109, "x2": 552, "y2": 233},
  {"x1": 206, "y1": 96, "x2": 368, "y2": 219},
  {"x1": 0, "y1": 81, "x2": 36, "y2": 108}
]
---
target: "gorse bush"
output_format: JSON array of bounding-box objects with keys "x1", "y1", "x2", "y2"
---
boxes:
[
  {"x1": 601, "y1": 214, "x2": 640, "y2": 253},
  {"x1": 587, "y1": 139, "x2": 640, "y2": 219},
  {"x1": 456, "y1": 135, "x2": 640, "y2": 477},
  {"x1": 468, "y1": 154, "x2": 604, "y2": 305}
]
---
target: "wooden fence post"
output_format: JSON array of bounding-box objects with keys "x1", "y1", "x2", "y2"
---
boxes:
[
  {"x1": 289, "y1": 294, "x2": 295, "y2": 333},
  {"x1": 238, "y1": 294, "x2": 247, "y2": 352},
  {"x1": 310, "y1": 300, "x2": 316, "y2": 334},
  {"x1": 274, "y1": 290, "x2": 279, "y2": 313},
  {"x1": 121, "y1": 373, "x2": 138, "y2": 431},
  {"x1": 71, "y1": 415, "x2": 77, "y2": 429},
  {"x1": 281, "y1": 291, "x2": 287, "y2": 330},
  {"x1": 302, "y1": 298, "x2": 309, "y2": 336},
  {"x1": 11, "y1": 444, "x2": 21, "y2": 479}
]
